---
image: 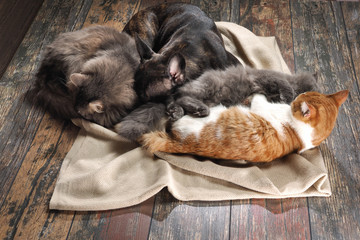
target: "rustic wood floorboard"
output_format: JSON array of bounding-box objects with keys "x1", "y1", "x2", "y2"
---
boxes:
[
  {"x1": 291, "y1": 2, "x2": 360, "y2": 239},
  {"x1": 0, "y1": 0, "x2": 359, "y2": 239},
  {"x1": 0, "y1": 0, "x2": 44, "y2": 78},
  {"x1": 229, "y1": 1, "x2": 311, "y2": 239}
]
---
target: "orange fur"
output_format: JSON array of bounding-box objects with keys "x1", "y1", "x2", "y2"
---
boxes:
[
  {"x1": 291, "y1": 90, "x2": 349, "y2": 146},
  {"x1": 140, "y1": 90, "x2": 349, "y2": 162}
]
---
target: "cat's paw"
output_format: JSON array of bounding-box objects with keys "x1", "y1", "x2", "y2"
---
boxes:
[
  {"x1": 191, "y1": 105, "x2": 210, "y2": 117},
  {"x1": 279, "y1": 90, "x2": 295, "y2": 104},
  {"x1": 166, "y1": 104, "x2": 184, "y2": 121}
]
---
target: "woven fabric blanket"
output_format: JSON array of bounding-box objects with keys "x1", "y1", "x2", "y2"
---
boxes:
[{"x1": 50, "y1": 22, "x2": 331, "y2": 211}]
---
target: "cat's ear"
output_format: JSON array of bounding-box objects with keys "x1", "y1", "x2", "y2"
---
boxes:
[
  {"x1": 330, "y1": 90, "x2": 349, "y2": 107},
  {"x1": 168, "y1": 54, "x2": 186, "y2": 85},
  {"x1": 135, "y1": 34, "x2": 155, "y2": 61},
  {"x1": 89, "y1": 100, "x2": 104, "y2": 114},
  {"x1": 301, "y1": 101, "x2": 315, "y2": 119},
  {"x1": 68, "y1": 73, "x2": 89, "y2": 91}
]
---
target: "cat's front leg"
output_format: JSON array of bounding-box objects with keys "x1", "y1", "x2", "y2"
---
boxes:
[
  {"x1": 176, "y1": 96, "x2": 210, "y2": 118},
  {"x1": 166, "y1": 101, "x2": 185, "y2": 121},
  {"x1": 165, "y1": 95, "x2": 184, "y2": 121}
]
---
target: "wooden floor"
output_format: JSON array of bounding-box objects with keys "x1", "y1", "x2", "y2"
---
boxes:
[{"x1": 0, "y1": 0, "x2": 359, "y2": 239}]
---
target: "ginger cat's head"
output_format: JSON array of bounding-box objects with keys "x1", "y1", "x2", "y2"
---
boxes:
[{"x1": 291, "y1": 90, "x2": 349, "y2": 147}]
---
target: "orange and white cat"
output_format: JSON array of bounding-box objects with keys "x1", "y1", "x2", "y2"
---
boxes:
[{"x1": 140, "y1": 90, "x2": 349, "y2": 162}]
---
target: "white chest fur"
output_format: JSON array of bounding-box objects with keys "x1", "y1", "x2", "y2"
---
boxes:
[
  {"x1": 172, "y1": 105, "x2": 229, "y2": 139},
  {"x1": 251, "y1": 94, "x2": 315, "y2": 152},
  {"x1": 172, "y1": 94, "x2": 315, "y2": 151}
]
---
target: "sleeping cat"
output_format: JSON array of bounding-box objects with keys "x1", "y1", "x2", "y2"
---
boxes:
[
  {"x1": 123, "y1": 3, "x2": 239, "y2": 102},
  {"x1": 140, "y1": 90, "x2": 349, "y2": 162},
  {"x1": 34, "y1": 25, "x2": 140, "y2": 127},
  {"x1": 114, "y1": 3, "x2": 240, "y2": 140},
  {"x1": 167, "y1": 65, "x2": 319, "y2": 121}
]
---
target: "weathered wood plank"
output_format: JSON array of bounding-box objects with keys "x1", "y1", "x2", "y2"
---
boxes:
[
  {"x1": 148, "y1": 189, "x2": 230, "y2": 240},
  {"x1": 190, "y1": 0, "x2": 233, "y2": 22},
  {"x1": 342, "y1": 2, "x2": 360, "y2": 87},
  {"x1": 0, "y1": 0, "x2": 91, "y2": 208},
  {"x1": 239, "y1": 0, "x2": 295, "y2": 72},
  {"x1": 231, "y1": 198, "x2": 311, "y2": 240},
  {"x1": 66, "y1": 211, "x2": 113, "y2": 239},
  {"x1": 65, "y1": 1, "x2": 157, "y2": 238},
  {"x1": 291, "y1": 1, "x2": 360, "y2": 239},
  {"x1": 145, "y1": 1, "x2": 234, "y2": 238},
  {"x1": 100, "y1": 197, "x2": 154, "y2": 240},
  {"x1": 1, "y1": 0, "x2": 359, "y2": 239},
  {"x1": 0, "y1": 0, "x2": 92, "y2": 238},
  {"x1": 65, "y1": 196, "x2": 154, "y2": 240},
  {"x1": 0, "y1": 117, "x2": 78, "y2": 240},
  {"x1": 0, "y1": 0, "x2": 44, "y2": 78},
  {"x1": 67, "y1": 197, "x2": 154, "y2": 240},
  {"x1": 230, "y1": 1, "x2": 311, "y2": 239},
  {"x1": 82, "y1": 0, "x2": 181, "y2": 30}
]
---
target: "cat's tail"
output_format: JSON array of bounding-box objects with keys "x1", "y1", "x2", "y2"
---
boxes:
[{"x1": 139, "y1": 131, "x2": 182, "y2": 154}]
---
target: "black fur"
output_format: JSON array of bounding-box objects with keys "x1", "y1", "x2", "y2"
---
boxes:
[
  {"x1": 116, "y1": 3, "x2": 239, "y2": 140},
  {"x1": 114, "y1": 102, "x2": 167, "y2": 140},
  {"x1": 124, "y1": 3, "x2": 240, "y2": 102}
]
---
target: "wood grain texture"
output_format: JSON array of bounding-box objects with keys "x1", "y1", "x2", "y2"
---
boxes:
[
  {"x1": 238, "y1": 0, "x2": 295, "y2": 72},
  {"x1": 100, "y1": 197, "x2": 154, "y2": 240},
  {"x1": 231, "y1": 198, "x2": 311, "y2": 240},
  {"x1": 342, "y1": 2, "x2": 360, "y2": 87},
  {"x1": 0, "y1": 0, "x2": 44, "y2": 78},
  {"x1": 145, "y1": 2, "x2": 234, "y2": 238},
  {"x1": 62, "y1": 1, "x2": 157, "y2": 238},
  {"x1": 0, "y1": 0, "x2": 359, "y2": 239},
  {"x1": 0, "y1": 0, "x2": 91, "y2": 239},
  {"x1": 290, "y1": 1, "x2": 360, "y2": 239},
  {"x1": 148, "y1": 190, "x2": 231, "y2": 240},
  {"x1": 231, "y1": 1, "x2": 310, "y2": 239},
  {"x1": 0, "y1": 0, "x2": 90, "y2": 208}
]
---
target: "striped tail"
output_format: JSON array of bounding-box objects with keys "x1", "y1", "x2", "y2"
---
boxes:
[{"x1": 139, "y1": 131, "x2": 184, "y2": 154}]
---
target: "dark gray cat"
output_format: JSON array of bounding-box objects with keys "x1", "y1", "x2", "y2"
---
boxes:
[
  {"x1": 167, "y1": 65, "x2": 319, "y2": 121},
  {"x1": 34, "y1": 25, "x2": 140, "y2": 128}
]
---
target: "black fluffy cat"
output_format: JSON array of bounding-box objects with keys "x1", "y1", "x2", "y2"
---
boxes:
[
  {"x1": 115, "y1": 3, "x2": 240, "y2": 140},
  {"x1": 123, "y1": 3, "x2": 239, "y2": 102}
]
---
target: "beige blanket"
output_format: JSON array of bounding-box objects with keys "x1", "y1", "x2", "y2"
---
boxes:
[{"x1": 50, "y1": 22, "x2": 331, "y2": 211}]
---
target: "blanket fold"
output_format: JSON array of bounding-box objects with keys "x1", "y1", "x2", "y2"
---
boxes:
[{"x1": 50, "y1": 22, "x2": 331, "y2": 211}]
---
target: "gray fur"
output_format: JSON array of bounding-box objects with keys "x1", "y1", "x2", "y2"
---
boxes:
[
  {"x1": 115, "y1": 102, "x2": 167, "y2": 141},
  {"x1": 34, "y1": 26, "x2": 140, "y2": 127},
  {"x1": 168, "y1": 65, "x2": 319, "y2": 120}
]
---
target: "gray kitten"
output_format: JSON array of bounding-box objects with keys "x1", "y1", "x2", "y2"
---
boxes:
[
  {"x1": 167, "y1": 65, "x2": 319, "y2": 120},
  {"x1": 34, "y1": 26, "x2": 140, "y2": 127}
]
